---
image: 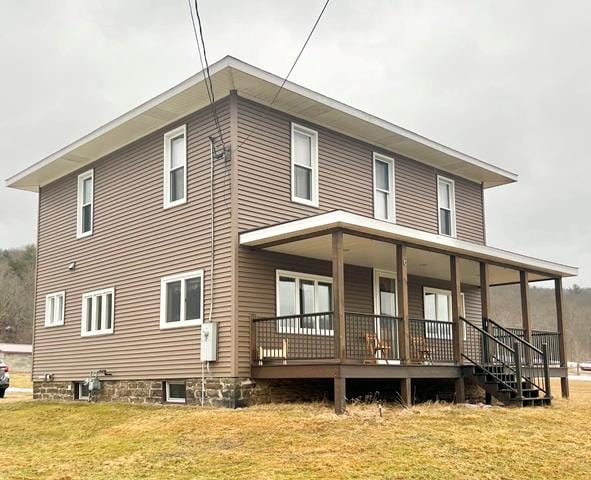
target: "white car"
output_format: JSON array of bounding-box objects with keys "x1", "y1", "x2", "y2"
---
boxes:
[
  {"x1": 0, "y1": 359, "x2": 9, "y2": 398},
  {"x1": 580, "y1": 362, "x2": 591, "y2": 373}
]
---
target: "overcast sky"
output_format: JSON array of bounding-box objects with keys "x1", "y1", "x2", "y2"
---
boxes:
[{"x1": 0, "y1": 0, "x2": 588, "y2": 286}]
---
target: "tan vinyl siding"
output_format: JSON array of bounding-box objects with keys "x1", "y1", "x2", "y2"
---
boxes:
[
  {"x1": 34, "y1": 99, "x2": 233, "y2": 381},
  {"x1": 236, "y1": 96, "x2": 485, "y2": 244}
]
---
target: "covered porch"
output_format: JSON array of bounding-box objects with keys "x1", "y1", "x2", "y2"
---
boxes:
[{"x1": 240, "y1": 211, "x2": 576, "y2": 412}]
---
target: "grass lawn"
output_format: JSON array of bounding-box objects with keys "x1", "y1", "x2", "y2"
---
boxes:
[{"x1": 1, "y1": 379, "x2": 590, "y2": 479}]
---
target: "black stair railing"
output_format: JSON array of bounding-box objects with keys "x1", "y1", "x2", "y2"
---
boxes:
[{"x1": 484, "y1": 317, "x2": 551, "y2": 398}]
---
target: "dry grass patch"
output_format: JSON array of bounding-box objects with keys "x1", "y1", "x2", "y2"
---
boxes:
[
  {"x1": 8, "y1": 373, "x2": 33, "y2": 389},
  {"x1": 0, "y1": 379, "x2": 589, "y2": 479}
]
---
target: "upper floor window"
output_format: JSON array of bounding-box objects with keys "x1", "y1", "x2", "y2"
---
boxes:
[
  {"x1": 77, "y1": 169, "x2": 93, "y2": 238},
  {"x1": 81, "y1": 288, "x2": 114, "y2": 337},
  {"x1": 160, "y1": 270, "x2": 203, "y2": 329},
  {"x1": 437, "y1": 176, "x2": 456, "y2": 237},
  {"x1": 163, "y1": 125, "x2": 187, "y2": 209},
  {"x1": 45, "y1": 291, "x2": 65, "y2": 327},
  {"x1": 291, "y1": 123, "x2": 318, "y2": 207},
  {"x1": 373, "y1": 153, "x2": 395, "y2": 222}
]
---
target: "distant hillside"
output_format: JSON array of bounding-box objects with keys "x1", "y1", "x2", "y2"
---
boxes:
[
  {"x1": 491, "y1": 284, "x2": 591, "y2": 361},
  {"x1": 0, "y1": 245, "x2": 35, "y2": 344},
  {"x1": 0, "y1": 245, "x2": 589, "y2": 360}
]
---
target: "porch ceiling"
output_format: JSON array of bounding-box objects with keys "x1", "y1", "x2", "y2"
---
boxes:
[{"x1": 239, "y1": 211, "x2": 578, "y2": 283}]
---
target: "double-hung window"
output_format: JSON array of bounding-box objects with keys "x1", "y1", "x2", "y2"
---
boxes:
[
  {"x1": 45, "y1": 292, "x2": 65, "y2": 327},
  {"x1": 437, "y1": 176, "x2": 456, "y2": 236},
  {"x1": 163, "y1": 125, "x2": 187, "y2": 208},
  {"x1": 276, "y1": 270, "x2": 332, "y2": 334},
  {"x1": 81, "y1": 288, "x2": 114, "y2": 336},
  {"x1": 373, "y1": 153, "x2": 395, "y2": 222},
  {"x1": 291, "y1": 123, "x2": 318, "y2": 207},
  {"x1": 423, "y1": 287, "x2": 465, "y2": 339},
  {"x1": 77, "y1": 169, "x2": 93, "y2": 238},
  {"x1": 160, "y1": 270, "x2": 203, "y2": 329}
]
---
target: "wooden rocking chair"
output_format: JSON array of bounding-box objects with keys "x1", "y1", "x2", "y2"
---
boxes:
[
  {"x1": 364, "y1": 333, "x2": 391, "y2": 363},
  {"x1": 411, "y1": 335, "x2": 433, "y2": 364}
]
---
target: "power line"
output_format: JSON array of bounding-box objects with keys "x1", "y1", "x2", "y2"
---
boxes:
[
  {"x1": 187, "y1": 0, "x2": 227, "y2": 153},
  {"x1": 233, "y1": 0, "x2": 331, "y2": 154}
]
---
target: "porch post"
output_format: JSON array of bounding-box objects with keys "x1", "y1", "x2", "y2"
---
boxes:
[
  {"x1": 554, "y1": 277, "x2": 570, "y2": 398},
  {"x1": 520, "y1": 271, "x2": 532, "y2": 343},
  {"x1": 450, "y1": 255, "x2": 465, "y2": 403},
  {"x1": 332, "y1": 231, "x2": 347, "y2": 414},
  {"x1": 396, "y1": 244, "x2": 412, "y2": 406},
  {"x1": 480, "y1": 262, "x2": 491, "y2": 366}
]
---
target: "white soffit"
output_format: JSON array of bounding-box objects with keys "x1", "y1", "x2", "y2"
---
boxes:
[
  {"x1": 239, "y1": 211, "x2": 578, "y2": 279},
  {"x1": 6, "y1": 56, "x2": 517, "y2": 192}
]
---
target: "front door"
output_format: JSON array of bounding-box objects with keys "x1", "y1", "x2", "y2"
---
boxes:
[{"x1": 373, "y1": 269, "x2": 399, "y2": 360}]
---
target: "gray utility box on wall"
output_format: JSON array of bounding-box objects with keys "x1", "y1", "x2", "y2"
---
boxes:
[{"x1": 200, "y1": 322, "x2": 218, "y2": 362}]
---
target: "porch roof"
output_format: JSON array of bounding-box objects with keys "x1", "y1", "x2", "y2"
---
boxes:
[{"x1": 239, "y1": 210, "x2": 578, "y2": 282}]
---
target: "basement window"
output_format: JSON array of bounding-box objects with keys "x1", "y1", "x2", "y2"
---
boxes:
[
  {"x1": 165, "y1": 381, "x2": 186, "y2": 404},
  {"x1": 160, "y1": 270, "x2": 203, "y2": 329},
  {"x1": 81, "y1": 288, "x2": 115, "y2": 337},
  {"x1": 45, "y1": 291, "x2": 65, "y2": 327},
  {"x1": 75, "y1": 382, "x2": 89, "y2": 400},
  {"x1": 163, "y1": 125, "x2": 187, "y2": 209},
  {"x1": 437, "y1": 176, "x2": 456, "y2": 237},
  {"x1": 76, "y1": 169, "x2": 94, "y2": 238},
  {"x1": 291, "y1": 123, "x2": 319, "y2": 207}
]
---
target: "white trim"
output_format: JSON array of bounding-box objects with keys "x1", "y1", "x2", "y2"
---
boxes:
[
  {"x1": 372, "y1": 153, "x2": 396, "y2": 222},
  {"x1": 165, "y1": 381, "x2": 186, "y2": 404},
  {"x1": 373, "y1": 269, "x2": 398, "y2": 316},
  {"x1": 160, "y1": 270, "x2": 204, "y2": 329},
  {"x1": 163, "y1": 125, "x2": 188, "y2": 209},
  {"x1": 80, "y1": 287, "x2": 115, "y2": 337},
  {"x1": 44, "y1": 291, "x2": 65, "y2": 327},
  {"x1": 6, "y1": 56, "x2": 517, "y2": 192},
  {"x1": 291, "y1": 123, "x2": 319, "y2": 207},
  {"x1": 76, "y1": 169, "x2": 94, "y2": 239},
  {"x1": 275, "y1": 269, "x2": 333, "y2": 335},
  {"x1": 437, "y1": 175, "x2": 456, "y2": 237},
  {"x1": 422, "y1": 287, "x2": 465, "y2": 340},
  {"x1": 239, "y1": 210, "x2": 578, "y2": 278}
]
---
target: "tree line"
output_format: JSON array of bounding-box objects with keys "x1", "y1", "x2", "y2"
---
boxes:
[{"x1": 0, "y1": 245, "x2": 590, "y2": 361}]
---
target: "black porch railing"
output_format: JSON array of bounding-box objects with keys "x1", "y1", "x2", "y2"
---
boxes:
[
  {"x1": 409, "y1": 318, "x2": 454, "y2": 363},
  {"x1": 502, "y1": 326, "x2": 561, "y2": 366},
  {"x1": 345, "y1": 312, "x2": 400, "y2": 361}
]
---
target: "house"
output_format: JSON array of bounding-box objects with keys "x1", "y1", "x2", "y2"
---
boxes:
[
  {"x1": 0, "y1": 343, "x2": 32, "y2": 372},
  {"x1": 6, "y1": 56, "x2": 576, "y2": 411}
]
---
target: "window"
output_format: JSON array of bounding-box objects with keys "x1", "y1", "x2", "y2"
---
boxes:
[
  {"x1": 291, "y1": 123, "x2": 318, "y2": 207},
  {"x1": 77, "y1": 169, "x2": 93, "y2": 238},
  {"x1": 45, "y1": 291, "x2": 65, "y2": 327},
  {"x1": 81, "y1": 288, "x2": 115, "y2": 336},
  {"x1": 423, "y1": 287, "x2": 465, "y2": 339},
  {"x1": 165, "y1": 381, "x2": 186, "y2": 404},
  {"x1": 75, "y1": 382, "x2": 89, "y2": 400},
  {"x1": 373, "y1": 153, "x2": 395, "y2": 222},
  {"x1": 163, "y1": 125, "x2": 187, "y2": 208},
  {"x1": 437, "y1": 176, "x2": 456, "y2": 236},
  {"x1": 160, "y1": 270, "x2": 203, "y2": 329},
  {"x1": 276, "y1": 270, "x2": 332, "y2": 334}
]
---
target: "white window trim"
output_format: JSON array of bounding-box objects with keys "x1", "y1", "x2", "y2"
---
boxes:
[
  {"x1": 80, "y1": 287, "x2": 115, "y2": 337},
  {"x1": 422, "y1": 286, "x2": 465, "y2": 340},
  {"x1": 437, "y1": 175, "x2": 457, "y2": 237},
  {"x1": 44, "y1": 291, "x2": 65, "y2": 327},
  {"x1": 373, "y1": 153, "x2": 396, "y2": 223},
  {"x1": 275, "y1": 269, "x2": 333, "y2": 336},
  {"x1": 163, "y1": 124, "x2": 188, "y2": 209},
  {"x1": 373, "y1": 269, "x2": 398, "y2": 316},
  {"x1": 77, "y1": 382, "x2": 89, "y2": 400},
  {"x1": 160, "y1": 270, "x2": 204, "y2": 329},
  {"x1": 291, "y1": 123, "x2": 319, "y2": 208},
  {"x1": 76, "y1": 169, "x2": 94, "y2": 239},
  {"x1": 165, "y1": 381, "x2": 187, "y2": 404}
]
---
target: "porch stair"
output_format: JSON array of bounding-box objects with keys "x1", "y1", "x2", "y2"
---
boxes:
[{"x1": 462, "y1": 317, "x2": 552, "y2": 407}]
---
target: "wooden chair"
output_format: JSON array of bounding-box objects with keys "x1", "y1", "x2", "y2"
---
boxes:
[
  {"x1": 364, "y1": 333, "x2": 391, "y2": 363},
  {"x1": 258, "y1": 338, "x2": 288, "y2": 365},
  {"x1": 411, "y1": 335, "x2": 433, "y2": 364}
]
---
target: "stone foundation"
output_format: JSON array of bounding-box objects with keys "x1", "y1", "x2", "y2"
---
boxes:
[{"x1": 33, "y1": 377, "x2": 255, "y2": 407}]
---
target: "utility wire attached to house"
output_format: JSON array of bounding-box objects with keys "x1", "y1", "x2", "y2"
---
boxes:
[{"x1": 232, "y1": 0, "x2": 331, "y2": 155}]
